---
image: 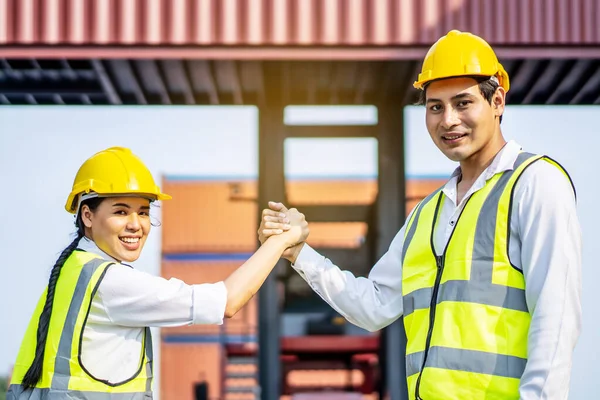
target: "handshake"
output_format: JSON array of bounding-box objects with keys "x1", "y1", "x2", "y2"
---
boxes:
[{"x1": 258, "y1": 201, "x2": 310, "y2": 263}]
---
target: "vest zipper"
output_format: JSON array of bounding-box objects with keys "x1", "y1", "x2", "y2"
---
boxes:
[
  {"x1": 414, "y1": 192, "x2": 473, "y2": 400},
  {"x1": 415, "y1": 255, "x2": 444, "y2": 400}
]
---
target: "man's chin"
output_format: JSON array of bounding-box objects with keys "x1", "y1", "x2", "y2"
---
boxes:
[{"x1": 442, "y1": 149, "x2": 468, "y2": 162}]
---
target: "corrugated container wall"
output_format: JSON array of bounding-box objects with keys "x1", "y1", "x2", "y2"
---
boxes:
[
  {"x1": 160, "y1": 342, "x2": 223, "y2": 400},
  {"x1": 2, "y1": 0, "x2": 599, "y2": 45},
  {"x1": 161, "y1": 260, "x2": 258, "y2": 336},
  {"x1": 157, "y1": 176, "x2": 446, "y2": 400},
  {"x1": 161, "y1": 178, "x2": 447, "y2": 253}
]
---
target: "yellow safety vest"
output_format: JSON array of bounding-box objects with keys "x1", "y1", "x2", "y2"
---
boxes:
[
  {"x1": 8, "y1": 250, "x2": 153, "y2": 399},
  {"x1": 402, "y1": 152, "x2": 574, "y2": 400}
]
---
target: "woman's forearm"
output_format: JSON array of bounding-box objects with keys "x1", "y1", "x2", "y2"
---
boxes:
[{"x1": 223, "y1": 236, "x2": 288, "y2": 317}]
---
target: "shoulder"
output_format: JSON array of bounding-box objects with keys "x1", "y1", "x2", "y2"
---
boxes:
[{"x1": 514, "y1": 154, "x2": 576, "y2": 209}]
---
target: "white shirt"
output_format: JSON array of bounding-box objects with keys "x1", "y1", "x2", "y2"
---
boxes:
[
  {"x1": 77, "y1": 237, "x2": 227, "y2": 384},
  {"x1": 292, "y1": 140, "x2": 582, "y2": 400}
]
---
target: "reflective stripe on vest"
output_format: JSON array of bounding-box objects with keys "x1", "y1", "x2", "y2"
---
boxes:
[
  {"x1": 401, "y1": 152, "x2": 574, "y2": 400},
  {"x1": 8, "y1": 251, "x2": 153, "y2": 399}
]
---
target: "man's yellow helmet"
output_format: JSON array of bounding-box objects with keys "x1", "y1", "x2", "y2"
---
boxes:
[
  {"x1": 65, "y1": 147, "x2": 171, "y2": 213},
  {"x1": 414, "y1": 30, "x2": 510, "y2": 93}
]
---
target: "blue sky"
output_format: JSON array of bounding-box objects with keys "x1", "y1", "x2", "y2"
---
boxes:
[{"x1": 1, "y1": 105, "x2": 598, "y2": 398}]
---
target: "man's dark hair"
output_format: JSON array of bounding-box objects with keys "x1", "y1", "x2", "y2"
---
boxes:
[{"x1": 417, "y1": 76, "x2": 503, "y2": 124}]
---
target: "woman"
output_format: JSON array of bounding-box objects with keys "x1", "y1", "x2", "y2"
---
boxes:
[{"x1": 7, "y1": 146, "x2": 307, "y2": 399}]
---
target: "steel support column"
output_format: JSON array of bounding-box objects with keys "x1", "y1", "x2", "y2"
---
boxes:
[
  {"x1": 376, "y1": 103, "x2": 408, "y2": 400},
  {"x1": 257, "y1": 65, "x2": 286, "y2": 400}
]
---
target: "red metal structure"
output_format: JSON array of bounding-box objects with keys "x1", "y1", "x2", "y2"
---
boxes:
[{"x1": 2, "y1": 1, "x2": 599, "y2": 399}]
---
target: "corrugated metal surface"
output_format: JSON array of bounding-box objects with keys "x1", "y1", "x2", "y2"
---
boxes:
[
  {"x1": 287, "y1": 180, "x2": 378, "y2": 205},
  {"x1": 161, "y1": 178, "x2": 446, "y2": 253},
  {"x1": 161, "y1": 180, "x2": 258, "y2": 254},
  {"x1": 161, "y1": 261, "x2": 257, "y2": 336},
  {"x1": 160, "y1": 343, "x2": 223, "y2": 400},
  {"x1": 406, "y1": 179, "x2": 447, "y2": 214},
  {"x1": 2, "y1": 0, "x2": 599, "y2": 45},
  {"x1": 308, "y1": 222, "x2": 368, "y2": 248}
]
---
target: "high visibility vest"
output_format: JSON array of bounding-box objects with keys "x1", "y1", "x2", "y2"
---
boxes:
[
  {"x1": 8, "y1": 250, "x2": 153, "y2": 399},
  {"x1": 402, "y1": 152, "x2": 574, "y2": 400}
]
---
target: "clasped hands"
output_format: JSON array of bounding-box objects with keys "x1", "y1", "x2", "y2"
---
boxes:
[{"x1": 257, "y1": 201, "x2": 309, "y2": 263}]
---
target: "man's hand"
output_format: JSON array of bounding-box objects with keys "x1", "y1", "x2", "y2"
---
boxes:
[{"x1": 258, "y1": 201, "x2": 309, "y2": 263}]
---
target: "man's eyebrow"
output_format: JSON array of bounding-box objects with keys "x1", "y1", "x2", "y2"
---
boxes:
[
  {"x1": 452, "y1": 93, "x2": 475, "y2": 100},
  {"x1": 426, "y1": 93, "x2": 475, "y2": 104}
]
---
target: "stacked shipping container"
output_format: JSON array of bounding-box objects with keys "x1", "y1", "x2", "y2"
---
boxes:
[{"x1": 159, "y1": 176, "x2": 445, "y2": 400}]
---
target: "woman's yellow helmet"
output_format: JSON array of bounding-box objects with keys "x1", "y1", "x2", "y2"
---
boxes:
[{"x1": 65, "y1": 147, "x2": 171, "y2": 213}]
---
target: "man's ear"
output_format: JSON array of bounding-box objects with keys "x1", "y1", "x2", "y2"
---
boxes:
[{"x1": 493, "y1": 86, "x2": 506, "y2": 118}]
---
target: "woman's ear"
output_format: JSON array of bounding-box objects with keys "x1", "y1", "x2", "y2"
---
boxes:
[{"x1": 80, "y1": 205, "x2": 93, "y2": 229}]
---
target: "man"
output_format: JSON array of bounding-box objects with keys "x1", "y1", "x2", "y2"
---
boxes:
[{"x1": 259, "y1": 30, "x2": 582, "y2": 399}]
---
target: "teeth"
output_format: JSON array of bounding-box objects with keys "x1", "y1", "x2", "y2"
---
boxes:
[
  {"x1": 120, "y1": 237, "x2": 139, "y2": 243},
  {"x1": 444, "y1": 135, "x2": 463, "y2": 140}
]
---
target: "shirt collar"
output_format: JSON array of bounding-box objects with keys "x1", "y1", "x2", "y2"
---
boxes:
[
  {"x1": 444, "y1": 140, "x2": 523, "y2": 204},
  {"x1": 449, "y1": 140, "x2": 523, "y2": 179}
]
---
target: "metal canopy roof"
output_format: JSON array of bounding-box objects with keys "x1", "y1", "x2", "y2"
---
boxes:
[
  {"x1": 1, "y1": 57, "x2": 600, "y2": 106},
  {"x1": 1, "y1": 0, "x2": 600, "y2": 107}
]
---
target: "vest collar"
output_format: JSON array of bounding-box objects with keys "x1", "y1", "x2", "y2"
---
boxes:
[{"x1": 443, "y1": 140, "x2": 523, "y2": 205}]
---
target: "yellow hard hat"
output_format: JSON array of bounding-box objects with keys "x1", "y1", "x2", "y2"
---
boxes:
[
  {"x1": 414, "y1": 30, "x2": 509, "y2": 92},
  {"x1": 65, "y1": 147, "x2": 171, "y2": 213}
]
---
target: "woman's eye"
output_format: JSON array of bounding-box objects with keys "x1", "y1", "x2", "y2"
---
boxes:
[{"x1": 429, "y1": 104, "x2": 441, "y2": 112}]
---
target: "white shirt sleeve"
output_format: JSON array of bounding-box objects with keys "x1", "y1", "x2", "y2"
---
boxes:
[
  {"x1": 96, "y1": 264, "x2": 228, "y2": 327},
  {"x1": 291, "y1": 223, "x2": 407, "y2": 332},
  {"x1": 516, "y1": 160, "x2": 582, "y2": 400}
]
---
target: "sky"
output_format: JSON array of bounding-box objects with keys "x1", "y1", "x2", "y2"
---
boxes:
[{"x1": 1, "y1": 104, "x2": 598, "y2": 398}]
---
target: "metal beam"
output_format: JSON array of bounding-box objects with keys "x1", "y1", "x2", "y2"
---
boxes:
[
  {"x1": 289, "y1": 205, "x2": 372, "y2": 223},
  {"x1": 570, "y1": 66, "x2": 600, "y2": 104},
  {"x1": 150, "y1": 60, "x2": 172, "y2": 105},
  {"x1": 377, "y1": 102, "x2": 408, "y2": 400},
  {"x1": 106, "y1": 60, "x2": 147, "y2": 105},
  {"x1": 230, "y1": 61, "x2": 244, "y2": 105},
  {"x1": 25, "y1": 94, "x2": 37, "y2": 105},
  {"x1": 546, "y1": 60, "x2": 593, "y2": 104},
  {"x1": 522, "y1": 60, "x2": 569, "y2": 104},
  {"x1": 400, "y1": 62, "x2": 421, "y2": 106},
  {"x1": 257, "y1": 64, "x2": 286, "y2": 400},
  {"x1": 187, "y1": 60, "x2": 219, "y2": 105},
  {"x1": 4, "y1": 45, "x2": 600, "y2": 61},
  {"x1": 507, "y1": 60, "x2": 544, "y2": 104},
  {"x1": 285, "y1": 125, "x2": 378, "y2": 138},
  {"x1": 354, "y1": 62, "x2": 377, "y2": 104},
  {"x1": 328, "y1": 62, "x2": 346, "y2": 104},
  {"x1": 310, "y1": 247, "x2": 373, "y2": 276},
  {"x1": 90, "y1": 60, "x2": 122, "y2": 105},
  {"x1": 160, "y1": 60, "x2": 195, "y2": 105},
  {"x1": 53, "y1": 94, "x2": 65, "y2": 105},
  {"x1": 254, "y1": 61, "x2": 266, "y2": 106}
]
